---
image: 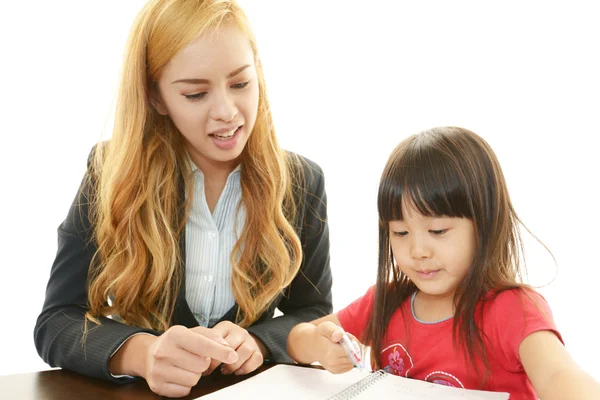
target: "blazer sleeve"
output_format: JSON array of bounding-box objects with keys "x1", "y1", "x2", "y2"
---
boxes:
[
  {"x1": 247, "y1": 157, "x2": 333, "y2": 362},
  {"x1": 33, "y1": 149, "x2": 155, "y2": 383}
]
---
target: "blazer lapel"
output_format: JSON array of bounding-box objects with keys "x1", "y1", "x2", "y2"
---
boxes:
[
  {"x1": 171, "y1": 171, "x2": 199, "y2": 328},
  {"x1": 171, "y1": 220, "x2": 200, "y2": 327}
]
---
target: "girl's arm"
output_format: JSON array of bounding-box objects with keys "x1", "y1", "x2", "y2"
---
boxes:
[{"x1": 520, "y1": 330, "x2": 600, "y2": 400}]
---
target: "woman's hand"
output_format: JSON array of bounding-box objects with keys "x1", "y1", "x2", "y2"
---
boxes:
[
  {"x1": 110, "y1": 325, "x2": 239, "y2": 398},
  {"x1": 201, "y1": 321, "x2": 265, "y2": 376}
]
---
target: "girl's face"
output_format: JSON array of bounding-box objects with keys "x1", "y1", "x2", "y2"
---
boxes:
[
  {"x1": 154, "y1": 25, "x2": 260, "y2": 173},
  {"x1": 388, "y1": 202, "x2": 476, "y2": 302}
]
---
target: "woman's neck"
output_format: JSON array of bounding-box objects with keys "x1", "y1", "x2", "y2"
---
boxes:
[
  {"x1": 193, "y1": 158, "x2": 240, "y2": 181},
  {"x1": 189, "y1": 153, "x2": 241, "y2": 214}
]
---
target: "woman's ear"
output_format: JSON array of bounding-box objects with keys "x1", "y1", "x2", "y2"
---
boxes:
[{"x1": 149, "y1": 87, "x2": 168, "y2": 116}]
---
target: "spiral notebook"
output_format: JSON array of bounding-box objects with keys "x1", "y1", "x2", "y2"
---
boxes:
[{"x1": 200, "y1": 365, "x2": 510, "y2": 399}]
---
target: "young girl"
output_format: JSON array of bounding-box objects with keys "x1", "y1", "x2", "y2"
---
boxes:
[
  {"x1": 34, "y1": 0, "x2": 332, "y2": 397},
  {"x1": 288, "y1": 127, "x2": 600, "y2": 399}
]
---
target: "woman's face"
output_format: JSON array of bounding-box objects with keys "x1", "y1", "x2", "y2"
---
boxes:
[{"x1": 155, "y1": 25, "x2": 259, "y2": 173}]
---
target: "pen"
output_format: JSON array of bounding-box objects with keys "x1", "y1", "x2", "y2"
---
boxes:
[{"x1": 339, "y1": 333, "x2": 364, "y2": 371}]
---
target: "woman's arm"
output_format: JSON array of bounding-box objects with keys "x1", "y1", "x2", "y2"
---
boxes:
[
  {"x1": 247, "y1": 158, "x2": 333, "y2": 362},
  {"x1": 520, "y1": 330, "x2": 600, "y2": 400},
  {"x1": 34, "y1": 149, "x2": 155, "y2": 382}
]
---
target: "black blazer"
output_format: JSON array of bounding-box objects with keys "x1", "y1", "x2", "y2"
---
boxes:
[{"x1": 34, "y1": 149, "x2": 332, "y2": 383}]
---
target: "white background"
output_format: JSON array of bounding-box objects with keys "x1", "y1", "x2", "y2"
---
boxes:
[{"x1": 1, "y1": 0, "x2": 598, "y2": 382}]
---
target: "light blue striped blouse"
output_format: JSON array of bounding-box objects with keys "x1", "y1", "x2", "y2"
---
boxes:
[
  {"x1": 110, "y1": 162, "x2": 244, "y2": 377},
  {"x1": 185, "y1": 161, "x2": 244, "y2": 328}
]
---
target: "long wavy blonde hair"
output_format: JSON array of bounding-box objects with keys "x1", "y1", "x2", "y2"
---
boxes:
[{"x1": 85, "y1": 0, "x2": 304, "y2": 331}]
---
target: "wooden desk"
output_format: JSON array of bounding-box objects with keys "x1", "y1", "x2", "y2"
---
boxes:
[{"x1": 0, "y1": 364, "x2": 277, "y2": 399}]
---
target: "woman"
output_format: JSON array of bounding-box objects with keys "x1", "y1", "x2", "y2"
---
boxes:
[{"x1": 34, "y1": 0, "x2": 332, "y2": 397}]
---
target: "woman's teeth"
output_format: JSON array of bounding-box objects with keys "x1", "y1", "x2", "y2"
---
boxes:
[{"x1": 214, "y1": 128, "x2": 237, "y2": 139}]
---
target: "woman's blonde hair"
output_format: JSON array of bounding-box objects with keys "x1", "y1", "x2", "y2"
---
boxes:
[{"x1": 85, "y1": 0, "x2": 303, "y2": 331}]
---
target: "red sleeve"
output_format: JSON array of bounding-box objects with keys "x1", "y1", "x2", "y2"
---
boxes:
[
  {"x1": 337, "y1": 285, "x2": 376, "y2": 341},
  {"x1": 488, "y1": 288, "x2": 563, "y2": 372}
]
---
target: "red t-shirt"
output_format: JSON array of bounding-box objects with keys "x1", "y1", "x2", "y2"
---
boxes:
[{"x1": 338, "y1": 287, "x2": 562, "y2": 399}]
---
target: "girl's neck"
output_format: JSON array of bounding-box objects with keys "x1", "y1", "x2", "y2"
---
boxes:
[{"x1": 412, "y1": 290, "x2": 455, "y2": 323}]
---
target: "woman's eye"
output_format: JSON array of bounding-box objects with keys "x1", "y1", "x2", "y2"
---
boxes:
[
  {"x1": 231, "y1": 81, "x2": 249, "y2": 89},
  {"x1": 184, "y1": 92, "x2": 207, "y2": 101},
  {"x1": 392, "y1": 231, "x2": 408, "y2": 237}
]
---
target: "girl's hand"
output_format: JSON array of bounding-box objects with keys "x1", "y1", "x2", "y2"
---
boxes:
[
  {"x1": 287, "y1": 314, "x2": 362, "y2": 373},
  {"x1": 313, "y1": 321, "x2": 362, "y2": 374}
]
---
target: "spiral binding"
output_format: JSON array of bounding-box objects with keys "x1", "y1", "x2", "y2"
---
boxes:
[{"x1": 327, "y1": 370, "x2": 387, "y2": 399}]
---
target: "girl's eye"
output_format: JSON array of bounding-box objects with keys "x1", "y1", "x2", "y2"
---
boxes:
[
  {"x1": 231, "y1": 81, "x2": 249, "y2": 89},
  {"x1": 392, "y1": 231, "x2": 408, "y2": 237},
  {"x1": 430, "y1": 229, "x2": 448, "y2": 236},
  {"x1": 184, "y1": 92, "x2": 207, "y2": 101}
]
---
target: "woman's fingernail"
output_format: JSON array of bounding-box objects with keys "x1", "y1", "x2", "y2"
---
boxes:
[
  {"x1": 227, "y1": 352, "x2": 238, "y2": 363},
  {"x1": 234, "y1": 368, "x2": 243, "y2": 375}
]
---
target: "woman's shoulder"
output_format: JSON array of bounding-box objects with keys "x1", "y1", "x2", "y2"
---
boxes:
[
  {"x1": 284, "y1": 150, "x2": 326, "y2": 194},
  {"x1": 285, "y1": 150, "x2": 324, "y2": 176}
]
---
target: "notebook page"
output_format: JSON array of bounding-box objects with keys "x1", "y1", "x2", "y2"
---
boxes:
[
  {"x1": 348, "y1": 373, "x2": 509, "y2": 400},
  {"x1": 199, "y1": 365, "x2": 367, "y2": 400}
]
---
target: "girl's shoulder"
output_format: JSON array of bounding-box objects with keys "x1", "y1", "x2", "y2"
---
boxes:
[
  {"x1": 480, "y1": 287, "x2": 560, "y2": 344},
  {"x1": 482, "y1": 287, "x2": 550, "y2": 314},
  {"x1": 481, "y1": 287, "x2": 562, "y2": 372}
]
